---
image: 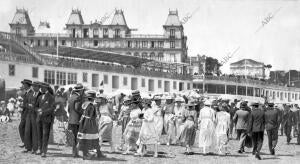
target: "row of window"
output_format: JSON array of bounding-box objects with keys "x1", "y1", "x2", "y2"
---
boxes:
[
  {"x1": 7, "y1": 65, "x2": 188, "y2": 91},
  {"x1": 44, "y1": 70, "x2": 77, "y2": 85},
  {"x1": 28, "y1": 39, "x2": 177, "y2": 49}
]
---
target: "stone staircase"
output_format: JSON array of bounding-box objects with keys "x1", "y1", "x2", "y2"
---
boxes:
[{"x1": 0, "y1": 31, "x2": 44, "y2": 65}]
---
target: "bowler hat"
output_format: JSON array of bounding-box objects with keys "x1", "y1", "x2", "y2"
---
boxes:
[
  {"x1": 21, "y1": 79, "x2": 32, "y2": 85},
  {"x1": 132, "y1": 90, "x2": 140, "y2": 96},
  {"x1": 74, "y1": 83, "x2": 84, "y2": 91}
]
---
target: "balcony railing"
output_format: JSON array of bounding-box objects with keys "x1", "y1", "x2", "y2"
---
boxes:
[
  {"x1": 30, "y1": 33, "x2": 70, "y2": 38},
  {"x1": 125, "y1": 34, "x2": 165, "y2": 38},
  {"x1": 0, "y1": 52, "x2": 192, "y2": 80}
]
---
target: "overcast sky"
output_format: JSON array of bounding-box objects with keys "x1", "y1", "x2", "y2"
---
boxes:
[{"x1": 0, "y1": 0, "x2": 299, "y2": 73}]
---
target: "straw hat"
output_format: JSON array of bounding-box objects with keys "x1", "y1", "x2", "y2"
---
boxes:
[
  {"x1": 175, "y1": 97, "x2": 184, "y2": 102},
  {"x1": 21, "y1": 79, "x2": 32, "y2": 85}
]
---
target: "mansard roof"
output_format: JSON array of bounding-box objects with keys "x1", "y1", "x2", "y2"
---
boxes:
[
  {"x1": 66, "y1": 9, "x2": 84, "y2": 25},
  {"x1": 164, "y1": 10, "x2": 182, "y2": 26},
  {"x1": 110, "y1": 9, "x2": 127, "y2": 26},
  {"x1": 10, "y1": 8, "x2": 33, "y2": 26}
]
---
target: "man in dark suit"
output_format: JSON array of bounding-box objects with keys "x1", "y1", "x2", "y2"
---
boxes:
[
  {"x1": 19, "y1": 79, "x2": 33, "y2": 148},
  {"x1": 36, "y1": 82, "x2": 55, "y2": 157},
  {"x1": 282, "y1": 104, "x2": 295, "y2": 144},
  {"x1": 248, "y1": 102, "x2": 265, "y2": 160},
  {"x1": 264, "y1": 102, "x2": 281, "y2": 155},
  {"x1": 233, "y1": 101, "x2": 250, "y2": 153},
  {"x1": 24, "y1": 81, "x2": 41, "y2": 153},
  {"x1": 67, "y1": 83, "x2": 84, "y2": 157}
]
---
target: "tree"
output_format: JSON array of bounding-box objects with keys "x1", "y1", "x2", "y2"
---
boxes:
[{"x1": 205, "y1": 56, "x2": 222, "y2": 75}]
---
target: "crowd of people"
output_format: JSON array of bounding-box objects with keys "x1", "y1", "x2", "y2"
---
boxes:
[{"x1": 1, "y1": 79, "x2": 300, "y2": 161}]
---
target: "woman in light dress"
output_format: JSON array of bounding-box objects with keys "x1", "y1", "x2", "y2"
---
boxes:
[
  {"x1": 97, "y1": 94, "x2": 115, "y2": 152},
  {"x1": 152, "y1": 96, "x2": 164, "y2": 145},
  {"x1": 163, "y1": 96, "x2": 175, "y2": 145},
  {"x1": 198, "y1": 99, "x2": 216, "y2": 154},
  {"x1": 215, "y1": 103, "x2": 231, "y2": 155},
  {"x1": 136, "y1": 98, "x2": 159, "y2": 157},
  {"x1": 117, "y1": 96, "x2": 132, "y2": 151},
  {"x1": 123, "y1": 100, "x2": 143, "y2": 154},
  {"x1": 178, "y1": 102, "x2": 197, "y2": 155},
  {"x1": 174, "y1": 97, "x2": 186, "y2": 140}
]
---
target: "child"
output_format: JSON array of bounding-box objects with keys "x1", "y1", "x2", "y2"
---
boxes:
[{"x1": 0, "y1": 101, "x2": 10, "y2": 123}]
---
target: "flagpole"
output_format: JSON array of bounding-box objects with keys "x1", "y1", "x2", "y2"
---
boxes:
[{"x1": 56, "y1": 33, "x2": 59, "y2": 59}]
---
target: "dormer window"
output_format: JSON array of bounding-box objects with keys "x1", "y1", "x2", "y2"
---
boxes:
[
  {"x1": 103, "y1": 28, "x2": 108, "y2": 38},
  {"x1": 170, "y1": 29, "x2": 175, "y2": 38}
]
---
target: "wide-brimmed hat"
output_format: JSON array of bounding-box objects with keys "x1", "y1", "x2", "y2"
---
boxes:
[
  {"x1": 175, "y1": 97, "x2": 184, "y2": 102},
  {"x1": 74, "y1": 83, "x2": 84, "y2": 91},
  {"x1": 84, "y1": 90, "x2": 96, "y2": 99},
  {"x1": 250, "y1": 102, "x2": 260, "y2": 107},
  {"x1": 39, "y1": 82, "x2": 50, "y2": 88},
  {"x1": 32, "y1": 81, "x2": 41, "y2": 86},
  {"x1": 132, "y1": 90, "x2": 140, "y2": 97},
  {"x1": 21, "y1": 79, "x2": 32, "y2": 86},
  {"x1": 97, "y1": 93, "x2": 107, "y2": 99},
  {"x1": 153, "y1": 95, "x2": 161, "y2": 100},
  {"x1": 165, "y1": 95, "x2": 173, "y2": 100}
]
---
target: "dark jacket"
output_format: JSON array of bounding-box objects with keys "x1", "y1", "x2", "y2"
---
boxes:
[
  {"x1": 282, "y1": 109, "x2": 295, "y2": 126},
  {"x1": 36, "y1": 92, "x2": 55, "y2": 123},
  {"x1": 233, "y1": 109, "x2": 250, "y2": 130},
  {"x1": 21, "y1": 89, "x2": 34, "y2": 120},
  {"x1": 27, "y1": 91, "x2": 41, "y2": 114},
  {"x1": 264, "y1": 107, "x2": 280, "y2": 130},
  {"x1": 68, "y1": 93, "x2": 83, "y2": 125},
  {"x1": 248, "y1": 108, "x2": 265, "y2": 132}
]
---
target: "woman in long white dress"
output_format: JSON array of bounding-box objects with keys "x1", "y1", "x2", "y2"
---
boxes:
[
  {"x1": 163, "y1": 96, "x2": 175, "y2": 145},
  {"x1": 174, "y1": 97, "x2": 185, "y2": 140},
  {"x1": 123, "y1": 101, "x2": 142, "y2": 154},
  {"x1": 136, "y1": 99, "x2": 159, "y2": 157},
  {"x1": 198, "y1": 99, "x2": 216, "y2": 154},
  {"x1": 152, "y1": 96, "x2": 164, "y2": 146},
  {"x1": 97, "y1": 94, "x2": 115, "y2": 152},
  {"x1": 215, "y1": 103, "x2": 231, "y2": 155}
]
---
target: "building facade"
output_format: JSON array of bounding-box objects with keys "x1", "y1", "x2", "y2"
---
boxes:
[
  {"x1": 9, "y1": 8, "x2": 188, "y2": 73},
  {"x1": 230, "y1": 59, "x2": 265, "y2": 79}
]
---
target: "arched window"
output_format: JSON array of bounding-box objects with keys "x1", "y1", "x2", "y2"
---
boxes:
[
  {"x1": 150, "y1": 52, "x2": 155, "y2": 60},
  {"x1": 142, "y1": 52, "x2": 148, "y2": 58},
  {"x1": 134, "y1": 52, "x2": 140, "y2": 57}
]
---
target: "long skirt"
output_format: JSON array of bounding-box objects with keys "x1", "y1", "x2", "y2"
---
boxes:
[
  {"x1": 124, "y1": 120, "x2": 142, "y2": 147},
  {"x1": 199, "y1": 119, "x2": 216, "y2": 148},
  {"x1": 154, "y1": 115, "x2": 163, "y2": 138},
  {"x1": 164, "y1": 114, "x2": 176, "y2": 142},
  {"x1": 178, "y1": 120, "x2": 196, "y2": 146},
  {"x1": 137, "y1": 120, "x2": 158, "y2": 145},
  {"x1": 98, "y1": 116, "x2": 113, "y2": 142},
  {"x1": 52, "y1": 116, "x2": 68, "y2": 145},
  {"x1": 78, "y1": 118, "x2": 100, "y2": 151}
]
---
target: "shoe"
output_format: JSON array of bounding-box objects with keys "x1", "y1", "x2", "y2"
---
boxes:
[
  {"x1": 31, "y1": 150, "x2": 36, "y2": 154},
  {"x1": 271, "y1": 149, "x2": 275, "y2": 155},
  {"x1": 237, "y1": 150, "x2": 243, "y2": 154},
  {"x1": 97, "y1": 151, "x2": 106, "y2": 158},
  {"x1": 187, "y1": 152, "x2": 194, "y2": 155},
  {"x1": 35, "y1": 150, "x2": 42, "y2": 155},
  {"x1": 153, "y1": 153, "x2": 158, "y2": 158},
  {"x1": 19, "y1": 144, "x2": 25, "y2": 148},
  {"x1": 252, "y1": 152, "x2": 256, "y2": 155},
  {"x1": 83, "y1": 155, "x2": 92, "y2": 160},
  {"x1": 255, "y1": 154, "x2": 262, "y2": 160},
  {"x1": 41, "y1": 153, "x2": 46, "y2": 158},
  {"x1": 22, "y1": 150, "x2": 30, "y2": 153}
]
